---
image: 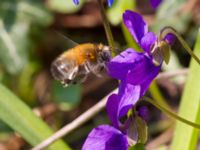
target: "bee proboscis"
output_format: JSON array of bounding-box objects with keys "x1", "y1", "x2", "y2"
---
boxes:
[{"x1": 51, "y1": 43, "x2": 112, "y2": 86}]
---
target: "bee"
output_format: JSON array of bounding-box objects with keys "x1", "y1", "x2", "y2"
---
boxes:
[{"x1": 51, "y1": 43, "x2": 112, "y2": 86}]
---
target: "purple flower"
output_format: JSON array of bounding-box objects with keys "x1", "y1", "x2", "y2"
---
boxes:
[
  {"x1": 82, "y1": 109, "x2": 147, "y2": 150},
  {"x1": 73, "y1": 0, "x2": 114, "y2": 7},
  {"x1": 150, "y1": 0, "x2": 163, "y2": 9},
  {"x1": 82, "y1": 125, "x2": 128, "y2": 150},
  {"x1": 83, "y1": 10, "x2": 174, "y2": 150},
  {"x1": 106, "y1": 10, "x2": 174, "y2": 128}
]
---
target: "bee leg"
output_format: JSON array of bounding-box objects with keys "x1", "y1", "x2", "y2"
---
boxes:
[
  {"x1": 81, "y1": 64, "x2": 90, "y2": 82},
  {"x1": 83, "y1": 63, "x2": 90, "y2": 73},
  {"x1": 78, "y1": 64, "x2": 89, "y2": 82},
  {"x1": 85, "y1": 61, "x2": 103, "y2": 77},
  {"x1": 78, "y1": 75, "x2": 88, "y2": 83},
  {"x1": 93, "y1": 66, "x2": 103, "y2": 77},
  {"x1": 70, "y1": 65, "x2": 89, "y2": 84},
  {"x1": 80, "y1": 65, "x2": 90, "y2": 82}
]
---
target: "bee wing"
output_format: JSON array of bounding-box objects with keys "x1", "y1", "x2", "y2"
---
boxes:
[
  {"x1": 51, "y1": 58, "x2": 79, "y2": 85},
  {"x1": 53, "y1": 30, "x2": 78, "y2": 49}
]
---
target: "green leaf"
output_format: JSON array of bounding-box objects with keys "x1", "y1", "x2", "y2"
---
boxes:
[
  {"x1": 17, "y1": 62, "x2": 40, "y2": 105},
  {"x1": 0, "y1": 83, "x2": 71, "y2": 150},
  {"x1": 0, "y1": 0, "x2": 53, "y2": 26},
  {"x1": 0, "y1": 121, "x2": 12, "y2": 133},
  {"x1": 107, "y1": 0, "x2": 135, "y2": 25},
  {"x1": 0, "y1": 0, "x2": 53, "y2": 75},
  {"x1": 171, "y1": 29, "x2": 200, "y2": 150},
  {"x1": 129, "y1": 143, "x2": 145, "y2": 150},
  {"x1": 135, "y1": 116, "x2": 148, "y2": 144},
  {"x1": 47, "y1": 0, "x2": 85, "y2": 14},
  {"x1": 0, "y1": 20, "x2": 29, "y2": 74},
  {"x1": 160, "y1": 41, "x2": 170, "y2": 64},
  {"x1": 52, "y1": 81, "x2": 82, "y2": 110}
]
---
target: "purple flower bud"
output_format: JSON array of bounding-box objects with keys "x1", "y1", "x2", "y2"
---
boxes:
[
  {"x1": 138, "y1": 106, "x2": 149, "y2": 121},
  {"x1": 164, "y1": 33, "x2": 176, "y2": 46},
  {"x1": 107, "y1": 0, "x2": 114, "y2": 7},
  {"x1": 150, "y1": 0, "x2": 163, "y2": 9},
  {"x1": 73, "y1": 0, "x2": 79, "y2": 5}
]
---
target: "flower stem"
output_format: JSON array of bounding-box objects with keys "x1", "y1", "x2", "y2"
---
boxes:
[
  {"x1": 149, "y1": 81, "x2": 171, "y2": 111},
  {"x1": 160, "y1": 26, "x2": 200, "y2": 65},
  {"x1": 97, "y1": 0, "x2": 115, "y2": 55},
  {"x1": 143, "y1": 96, "x2": 200, "y2": 129}
]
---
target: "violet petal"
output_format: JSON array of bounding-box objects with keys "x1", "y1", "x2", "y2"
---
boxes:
[
  {"x1": 106, "y1": 94, "x2": 120, "y2": 128},
  {"x1": 107, "y1": 81, "x2": 141, "y2": 129},
  {"x1": 107, "y1": 48, "x2": 144, "y2": 80},
  {"x1": 141, "y1": 32, "x2": 157, "y2": 53},
  {"x1": 118, "y1": 81, "x2": 141, "y2": 119},
  {"x1": 123, "y1": 10, "x2": 148, "y2": 44},
  {"x1": 126, "y1": 55, "x2": 161, "y2": 96},
  {"x1": 82, "y1": 125, "x2": 128, "y2": 150}
]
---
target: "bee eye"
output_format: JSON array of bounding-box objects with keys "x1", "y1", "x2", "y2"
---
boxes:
[{"x1": 101, "y1": 51, "x2": 111, "y2": 62}]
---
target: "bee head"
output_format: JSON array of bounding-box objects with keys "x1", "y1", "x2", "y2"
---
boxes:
[{"x1": 97, "y1": 44, "x2": 112, "y2": 63}]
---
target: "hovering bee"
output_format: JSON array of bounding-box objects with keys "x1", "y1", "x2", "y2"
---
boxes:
[{"x1": 51, "y1": 43, "x2": 112, "y2": 86}]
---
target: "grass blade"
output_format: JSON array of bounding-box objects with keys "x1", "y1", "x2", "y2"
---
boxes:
[
  {"x1": 171, "y1": 29, "x2": 200, "y2": 150},
  {"x1": 0, "y1": 83, "x2": 71, "y2": 150}
]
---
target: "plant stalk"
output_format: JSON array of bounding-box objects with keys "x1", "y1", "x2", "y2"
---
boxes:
[
  {"x1": 144, "y1": 96, "x2": 200, "y2": 129},
  {"x1": 97, "y1": 0, "x2": 115, "y2": 55},
  {"x1": 160, "y1": 26, "x2": 200, "y2": 65}
]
